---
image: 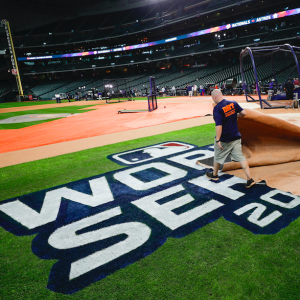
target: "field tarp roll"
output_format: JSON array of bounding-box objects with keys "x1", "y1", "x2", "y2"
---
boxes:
[{"x1": 223, "y1": 109, "x2": 300, "y2": 171}]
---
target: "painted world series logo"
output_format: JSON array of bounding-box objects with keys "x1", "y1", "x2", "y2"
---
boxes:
[{"x1": 1, "y1": 141, "x2": 300, "y2": 294}]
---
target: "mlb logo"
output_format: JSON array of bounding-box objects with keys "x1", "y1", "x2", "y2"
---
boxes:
[{"x1": 110, "y1": 142, "x2": 195, "y2": 165}]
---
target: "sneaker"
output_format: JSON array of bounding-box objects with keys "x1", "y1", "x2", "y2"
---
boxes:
[
  {"x1": 206, "y1": 171, "x2": 219, "y2": 180},
  {"x1": 245, "y1": 178, "x2": 256, "y2": 188}
]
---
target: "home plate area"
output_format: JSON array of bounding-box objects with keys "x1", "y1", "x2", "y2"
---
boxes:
[{"x1": 1, "y1": 141, "x2": 299, "y2": 294}]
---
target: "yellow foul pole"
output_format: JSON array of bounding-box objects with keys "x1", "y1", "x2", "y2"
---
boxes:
[{"x1": 2, "y1": 20, "x2": 24, "y2": 98}]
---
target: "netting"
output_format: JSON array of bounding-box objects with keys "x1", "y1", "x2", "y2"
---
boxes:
[
  {"x1": 240, "y1": 44, "x2": 300, "y2": 109},
  {"x1": 150, "y1": 76, "x2": 156, "y2": 96}
]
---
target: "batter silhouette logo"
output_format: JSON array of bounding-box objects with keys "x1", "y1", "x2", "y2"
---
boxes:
[{"x1": 1, "y1": 141, "x2": 300, "y2": 294}]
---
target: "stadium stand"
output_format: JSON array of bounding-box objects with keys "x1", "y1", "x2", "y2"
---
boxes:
[
  {"x1": 0, "y1": 84, "x2": 8, "y2": 95},
  {"x1": 1, "y1": 0, "x2": 300, "y2": 102},
  {"x1": 30, "y1": 80, "x2": 72, "y2": 97},
  {"x1": 262, "y1": 26, "x2": 300, "y2": 42},
  {"x1": 15, "y1": 49, "x2": 300, "y2": 100},
  {"x1": 9, "y1": 0, "x2": 285, "y2": 47},
  {"x1": 28, "y1": 51, "x2": 300, "y2": 100}
]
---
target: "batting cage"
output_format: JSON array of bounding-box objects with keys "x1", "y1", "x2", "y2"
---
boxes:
[
  {"x1": 240, "y1": 44, "x2": 300, "y2": 109},
  {"x1": 118, "y1": 76, "x2": 157, "y2": 114},
  {"x1": 103, "y1": 78, "x2": 135, "y2": 103}
]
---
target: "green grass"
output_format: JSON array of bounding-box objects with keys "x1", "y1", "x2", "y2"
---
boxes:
[
  {"x1": 0, "y1": 97, "x2": 172, "y2": 109},
  {"x1": 0, "y1": 106, "x2": 96, "y2": 129},
  {"x1": 0, "y1": 100, "x2": 71, "y2": 108},
  {"x1": 1, "y1": 124, "x2": 300, "y2": 299}
]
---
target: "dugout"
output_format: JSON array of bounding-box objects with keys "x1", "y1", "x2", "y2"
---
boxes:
[
  {"x1": 103, "y1": 78, "x2": 135, "y2": 103},
  {"x1": 118, "y1": 76, "x2": 157, "y2": 114}
]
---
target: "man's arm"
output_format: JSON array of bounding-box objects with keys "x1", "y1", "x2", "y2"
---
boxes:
[
  {"x1": 215, "y1": 125, "x2": 223, "y2": 150},
  {"x1": 237, "y1": 109, "x2": 246, "y2": 118}
]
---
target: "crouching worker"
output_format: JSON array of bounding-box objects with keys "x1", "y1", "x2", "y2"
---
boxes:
[{"x1": 200, "y1": 89, "x2": 255, "y2": 188}]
